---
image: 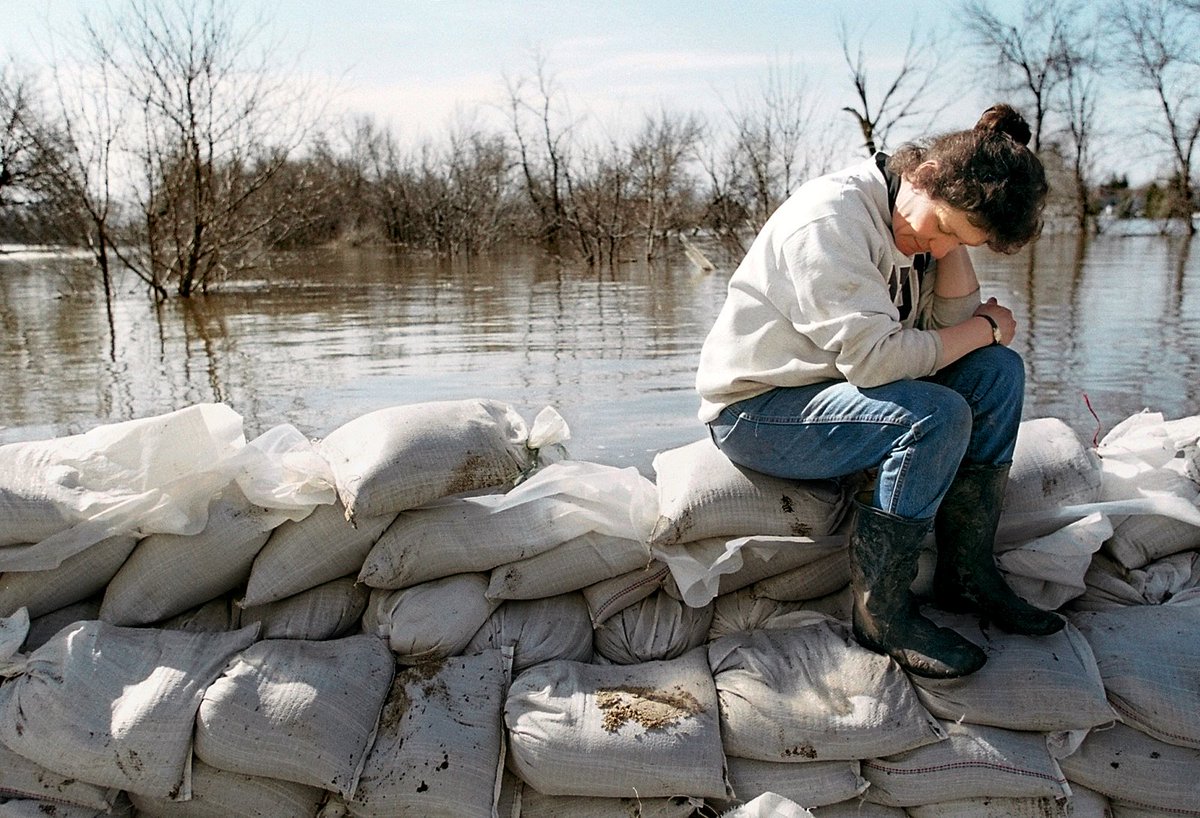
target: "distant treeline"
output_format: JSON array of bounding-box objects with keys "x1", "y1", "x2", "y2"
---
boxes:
[{"x1": 1, "y1": 0, "x2": 1198, "y2": 299}]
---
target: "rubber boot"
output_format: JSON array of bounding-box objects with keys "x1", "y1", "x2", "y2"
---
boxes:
[
  {"x1": 850, "y1": 498, "x2": 987, "y2": 678},
  {"x1": 933, "y1": 463, "x2": 1065, "y2": 636}
]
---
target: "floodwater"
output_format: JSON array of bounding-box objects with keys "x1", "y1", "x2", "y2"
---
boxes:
[{"x1": 1, "y1": 230, "x2": 1198, "y2": 475}]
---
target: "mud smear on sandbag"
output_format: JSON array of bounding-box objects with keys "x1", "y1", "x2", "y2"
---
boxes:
[
  {"x1": 595, "y1": 685, "x2": 704, "y2": 732},
  {"x1": 378, "y1": 659, "x2": 447, "y2": 731}
]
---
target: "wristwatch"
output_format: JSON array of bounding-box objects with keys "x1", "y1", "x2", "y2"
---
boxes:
[{"x1": 978, "y1": 314, "x2": 1002, "y2": 345}]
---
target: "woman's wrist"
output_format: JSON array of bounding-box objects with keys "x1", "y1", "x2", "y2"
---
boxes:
[{"x1": 977, "y1": 313, "x2": 1002, "y2": 346}]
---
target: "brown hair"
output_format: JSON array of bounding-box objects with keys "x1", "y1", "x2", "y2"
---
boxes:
[{"x1": 888, "y1": 104, "x2": 1048, "y2": 254}]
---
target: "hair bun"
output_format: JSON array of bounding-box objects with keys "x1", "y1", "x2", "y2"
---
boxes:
[{"x1": 974, "y1": 103, "x2": 1032, "y2": 146}]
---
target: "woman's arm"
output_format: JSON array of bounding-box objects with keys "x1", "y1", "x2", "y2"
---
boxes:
[
  {"x1": 932, "y1": 245, "x2": 981, "y2": 298},
  {"x1": 935, "y1": 297, "x2": 1017, "y2": 367}
]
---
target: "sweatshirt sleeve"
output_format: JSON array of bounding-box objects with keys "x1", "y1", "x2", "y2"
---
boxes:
[
  {"x1": 919, "y1": 258, "x2": 983, "y2": 330},
  {"x1": 776, "y1": 215, "x2": 941, "y2": 388}
]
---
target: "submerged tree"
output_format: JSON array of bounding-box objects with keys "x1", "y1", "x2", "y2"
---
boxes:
[
  {"x1": 59, "y1": 0, "x2": 320, "y2": 298},
  {"x1": 504, "y1": 52, "x2": 576, "y2": 252},
  {"x1": 961, "y1": 0, "x2": 1080, "y2": 153},
  {"x1": 0, "y1": 64, "x2": 42, "y2": 213},
  {"x1": 1110, "y1": 0, "x2": 1200, "y2": 234},
  {"x1": 962, "y1": 0, "x2": 1103, "y2": 229}
]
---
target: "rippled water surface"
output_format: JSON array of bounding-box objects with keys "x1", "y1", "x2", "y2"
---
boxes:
[{"x1": 2, "y1": 232, "x2": 1197, "y2": 474}]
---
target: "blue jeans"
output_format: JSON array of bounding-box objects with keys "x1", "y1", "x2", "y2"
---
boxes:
[{"x1": 708, "y1": 346, "x2": 1024, "y2": 520}]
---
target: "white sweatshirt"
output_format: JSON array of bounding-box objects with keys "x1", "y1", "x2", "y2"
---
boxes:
[{"x1": 696, "y1": 157, "x2": 981, "y2": 423}]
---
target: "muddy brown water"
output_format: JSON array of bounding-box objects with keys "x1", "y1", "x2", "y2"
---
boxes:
[{"x1": 2, "y1": 231, "x2": 1198, "y2": 475}]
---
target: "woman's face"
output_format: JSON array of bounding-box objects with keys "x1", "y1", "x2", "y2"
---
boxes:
[{"x1": 893, "y1": 176, "x2": 990, "y2": 259}]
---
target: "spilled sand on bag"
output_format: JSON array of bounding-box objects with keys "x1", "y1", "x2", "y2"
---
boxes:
[{"x1": 595, "y1": 685, "x2": 704, "y2": 732}]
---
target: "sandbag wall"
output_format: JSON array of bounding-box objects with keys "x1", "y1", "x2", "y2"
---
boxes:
[{"x1": 2, "y1": 398, "x2": 1200, "y2": 817}]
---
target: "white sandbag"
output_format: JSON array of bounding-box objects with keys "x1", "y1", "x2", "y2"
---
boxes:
[
  {"x1": 1104, "y1": 460, "x2": 1200, "y2": 569},
  {"x1": 0, "y1": 742, "x2": 120, "y2": 812},
  {"x1": 649, "y1": 438, "x2": 847, "y2": 546},
  {"x1": 910, "y1": 610, "x2": 1113, "y2": 732},
  {"x1": 657, "y1": 534, "x2": 847, "y2": 608},
  {"x1": 723, "y1": 757, "x2": 867, "y2": 810},
  {"x1": 708, "y1": 588, "x2": 806, "y2": 640},
  {"x1": 709, "y1": 616, "x2": 946, "y2": 762},
  {"x1": 237, "y1": 576, "x2": 368, "y2": 640},
  {"x1": 718, "y1": 793, "x2": 812, "y2": 817},
  {"x1": 21, "y1": 597, "x2": 101, "y2": 652},
  {"x1": 808, "y1": 803, "x2": 904, "y2": 818},
  {"x1": 0, "y1": 607, "x2": 28, "y2": 668},
  {"x1": 907, "y1": 785, "x2": 1111, "y2": 817},
  {"x1": 0, "y1": 405, "x2": 242, "y2": 553},
  {"x1": 1071, "y1": 551, "x2": 1200, "y2": 611},
  {"x1": 798, "y1": 586, "x2": 854, "y2": 623},
  {"x1": 362, "y1": 573, "x2": 498, "y2": 663},
  {"x1": 594, "y1": 590, "x2": 713, "y2": 665},
  {"x1": 516, "y1": 785, "x2": 700, "y2": 818},
  {"x1": 505, "y1": 648, "x2": 729, "y2": 799},
  {"x1": 0, "y1": 799, "x2": 129, "y2": 818},
  {"x1": 486, "y1": 531, "x2": 651, "y2": 600},
  {"x1": 318, "y1": 399, "x2": 539, "y2": 523},
  {"x1": 159, "y1": 596, "x2": 238, "y2": 632},
  {"x1": 464, "y1": 593, "x2": 594, "y2": 672},
  {"x1": 346, "y1": 649, "x2": 509, "y2": 817},
  {"x1": 242, "y1": 501, "x2": 396, "y2": 606},
  {"x1": 0, "y1": 534, "x2": 137, "y2": 618},
  {"x1": 1109, "y1": 802, "x2": 1200, "y2": 818},
  {"x1": 194, "y1": 634, "x2": 394, "y2": 799},
  {"x1": 0, "y1": 620, "x2": 257, "y2": 800},
  {"x1": 1111, "y1": 801, "x2": 1200, "y2": 817},
  {"x1": 1004, "y1": 417, "x2": 1103, "y2": 513},
  {"x1": 1059, "y1": 722, "x2": 1200, "y2": 813},
  {"x1": 861, "y1": 721, "x2": 1070, "y2": 807},
  {"x1": 582, "y1": 562, "x2": 671, "y2": 626},
  {"x1": 996, "y1": 512, "x2": 1111, "y2": 610},
  {"x1": 126, "y1": 758, "x2": 325, "y2": 818},
  {"x1": 1072, "y1": 605, "x2": 1200, "y2": 748},
  {"x1": 749, "y1": 547, "x2": 851, "y2": 603},
  {"x1": 1096, "y1": 411, "x2": 1200, "y2": 494},
  {"x1": 1123, "y1": 550, "x2": 1200, "y2": 605},
  {"x1": 99, "y1": 484, "x2": 282, "y2": 626},
  {"x1": 358, "y1": 460, "x2": 656, "y2": 589},
  {"x1": 0, "y1": 406, "x2": 330, "y2": 570}
]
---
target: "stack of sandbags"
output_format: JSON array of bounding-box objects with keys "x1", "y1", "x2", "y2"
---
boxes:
[
  {"x1": 1061, "y1": 605, "x2": 1200, "y2": 815},
  {"x1": 0, "y1": 398, "x2": 554, "y2": 817},
  {"x1": 4, "y1": 400, "x2": 1200, "y2": 816}
]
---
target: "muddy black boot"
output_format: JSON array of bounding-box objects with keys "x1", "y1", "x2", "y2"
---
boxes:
[
  {"x1": 933, "y1": 463, "x2": 1065, "y2": 636},
  {"x1": 850, "y1": 498, "x2": 987, "y2": 678}
]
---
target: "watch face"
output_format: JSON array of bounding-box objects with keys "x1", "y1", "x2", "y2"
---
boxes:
[{"x1": 993, "y1": 325, "x2": 1003, "y2": 344}]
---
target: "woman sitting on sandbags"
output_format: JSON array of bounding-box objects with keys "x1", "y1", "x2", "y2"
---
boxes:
[{"x1": 695, "y1": 104, "x2": 1063, "y2": 678}]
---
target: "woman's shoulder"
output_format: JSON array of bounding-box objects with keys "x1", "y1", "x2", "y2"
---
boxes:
[{"x1": 773, "y1": 158, "x2": 889, "y2": 233}]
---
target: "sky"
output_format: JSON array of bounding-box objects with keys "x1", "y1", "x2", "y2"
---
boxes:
[{"x1": 1, "y1": 0, "x2": 1164, "y2": 183}]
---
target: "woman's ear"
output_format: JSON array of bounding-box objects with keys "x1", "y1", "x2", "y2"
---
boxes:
[{"x1": 909, "y1": 160, "x2": 939, "y2": 192}]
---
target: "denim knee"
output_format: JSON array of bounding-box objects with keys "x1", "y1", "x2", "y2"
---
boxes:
[{"x1": 908, "y1": 387, "x2": 973, "y2": 450}]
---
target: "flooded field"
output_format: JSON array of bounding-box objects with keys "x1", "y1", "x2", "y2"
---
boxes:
[{"x1": 2, "y1": 231, "x2": 1197, "y2": 474}]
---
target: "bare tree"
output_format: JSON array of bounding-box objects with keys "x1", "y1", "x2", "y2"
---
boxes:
[
  {"x1": 504, "y1": 52, "x2": 576, "y2": 251},
  {"x1": 1060, "y1": 33, "x2": 1103, "y2": 232},
  {"x1": 961, "y1": 0, "x2": 1079, "y2": 153},
  {"x1": 627, "y1": 108, "x2": 703, "y2": 260},
  {"x1": 706, "y1": 59, "x2": 834, "y2": 244},
  {"x1": 838, "y1": 20, "x2": 945, "y2": 157},
  {"x1": 0, "y1": 64, "x2": 42, "y2": 212},
  {"x1": 79, "y1": 0, "x2": 319, "y2": 297},
  {"x1": 24, "y1": 41, "x2": 130, "y2": 308},
  {"x1": 1110, "y1": 0, "x2": 1200, "y2": 234}
]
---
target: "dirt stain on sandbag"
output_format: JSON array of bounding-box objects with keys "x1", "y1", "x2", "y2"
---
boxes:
[
  {"x1": 783, "y1": 743, "x2": 818, "y2": 759},
  {"x1": 445, "y1": 453, "x2": 500, "y2": 496},
  {"x1": 595, "y1": 685, "x2": 704, "y2": 733},
  {"x1": 379, "y1": 660, "x2": 446, "y2": 731}
]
